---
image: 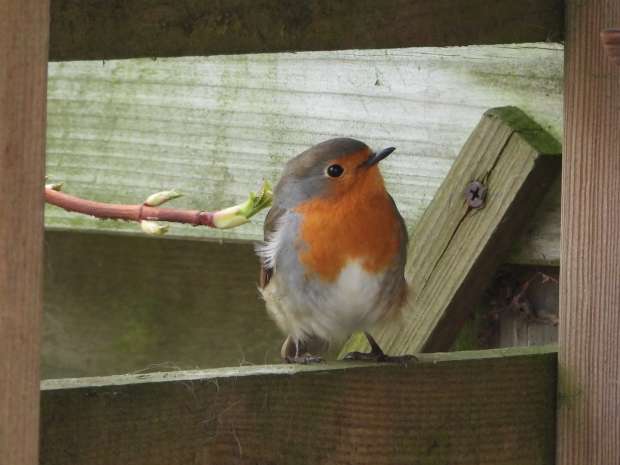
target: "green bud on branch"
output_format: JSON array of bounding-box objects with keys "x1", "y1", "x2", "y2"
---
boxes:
[
  {"x1": 212, "y1": 180, "x2": 273, "y2": 229},
  {"x1": 44, "y1": 180, "x2": 273, "y2": 233},
  {"x1": 140, "y1": 220, "x2": 169, "y2": 236},
  {"x1": 144, "y1": 190, "x2": 182, "y2": 206},
  {"x1": 45, "y1": 182, "x2": 64, "y2": 191}
]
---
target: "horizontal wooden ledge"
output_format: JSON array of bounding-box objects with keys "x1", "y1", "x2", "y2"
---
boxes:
[
  {"x1": 43, "y1": 223, "x2": 563, "y2": 268},
  {"x1": 41, "y1": 347, "x2": 557, "y2": 465},
  {"x1": 49, "y1": 0, "x2": 564, "y2": 61},
  {"x1": 42, "y1": 346, "x2": 557, "y2": 389},
  {"x1": 43, "y1": 224, "x2": 254, "y2": 245}
]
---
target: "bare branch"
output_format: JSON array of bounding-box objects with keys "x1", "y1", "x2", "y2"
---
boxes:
[
  {"x1": 45, "y1": 188, "x2": 216, "y2": 226},
  {"x1": 44, "y1": 181, "x2": 272, "y2": 233}
]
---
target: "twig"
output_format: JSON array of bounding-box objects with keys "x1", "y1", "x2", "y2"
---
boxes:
[
  {"x1": 45, "y1": 188, "x2": 216, "y2": 226},
  {"x1": 44, "y1": 180, "x2": 272, "y2": 234}
]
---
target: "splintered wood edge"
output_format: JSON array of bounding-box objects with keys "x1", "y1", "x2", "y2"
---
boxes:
[{"x1": 42, "y1": 346, "x2": 556, "y2": 390}]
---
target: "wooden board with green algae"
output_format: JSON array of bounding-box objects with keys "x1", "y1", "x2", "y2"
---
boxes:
[
  {"x1": 40, "y1": 347, "x2": 557, "y2": 465},
  {"x1": 45, "y1": 44, "x2": 563, "y2": 265},
  {"x1": 48, "y1": 0, "x2": 564, "y2": 61},
  {"x1": 42, "y1": 231, "x2": 283, "y2": 379}
]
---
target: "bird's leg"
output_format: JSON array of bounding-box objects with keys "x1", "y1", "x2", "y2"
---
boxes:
[
  {"x1": 282, "y1": 337, "x2": 323, "y2": 365},
  {"x1": 343, "y1": 332, "x2": 417, "y2": 366}
]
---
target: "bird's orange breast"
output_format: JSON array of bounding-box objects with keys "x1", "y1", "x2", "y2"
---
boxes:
[{"x1": 294, "y1": 164, "x2": 401, "y2": 282}]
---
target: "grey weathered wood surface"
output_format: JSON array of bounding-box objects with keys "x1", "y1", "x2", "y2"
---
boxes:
[
  {"x1": 497, "y1": 266, "x2": 559, "y2": 348},
  {"x1": 48, "y1": 0, "x2": 564, "y2": 61},
  {"x1": 42, "y1": 231, "x2": 282, "y2": 379},
  {"x1": 501, "y1": 311, "x2": 558, "y2": 347},
  {"x1": 40, "y1": 347, "x2": 557, "y2": 465},
  {"x1": 342, "y1": 107, "x2": 561, "y2": 357},
  {"x1": 45, "y1": 44, "x2": 563, "y2": 265},
  {"x1": 0, "y1": 0, "x2": 48, "y2": 464},
  {"x1": 558, "y1": 1, "x2": 620, "y2": 463},
  {"x1": 451, "y1": 264, "x2": 560, "y2": 351}
]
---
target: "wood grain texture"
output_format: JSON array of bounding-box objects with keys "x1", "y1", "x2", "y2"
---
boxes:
[
  {"x1": 601, "y1": 29, "x2": 620, "y2": 66},
  {"x1": 451, "y1": 265, "x2": 560, "y2": 351},
  {"x1": 495, "y1": 266, "x2": 559, "y2": 348},
  {"x1": 558, "y1": 1, "x2": 620, "y2": 464},
  {"x1": 45, "y1": 44, "x2": 564, "y2": 264},
  {"x1": 0, "y1": 0, "x2": 48, "y2": 464},
  {"x1": 49, "y1": 0, "x2": 564, "y2": 61},
  {"x1": 40, "y1": 348, "x2": 557, "y2": 465},
  {"x1": 501, "y1": 311, "x2": 558, "y2": 347},
  {"x1": 42, "y1": 231, "x2": 282, "y2": 379},
  {"x1": 342, "y1": 107, "x2": 561, "y2": 356}
]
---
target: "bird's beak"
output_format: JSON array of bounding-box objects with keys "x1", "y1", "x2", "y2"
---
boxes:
[{"x1": 361, "y1": 147, "x2": 396, "y2": 167}]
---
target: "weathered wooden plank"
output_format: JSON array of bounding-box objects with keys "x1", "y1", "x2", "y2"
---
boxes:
[
  {"x1": 49, "y1": 0, "x2": 564, "y2": 61},
  {"x1": 0, "y1": 0, "x2": 48, "y2": 464},
  {"x1": 1, "y1": 0, "x2": 49, "y2": 450},
  {"x1": 558, "y1": 2, "x2": 620, "y2": 464},
  {"x1": 342, "y1": 107, "x2": 561, "y2": 357},
  {"x1": 510, "y1": 177, "x2": 561, "y2": 265},
  {"x1": 41, "y1": 347, "x2": 557, "y2": 465},
  {"x1": 45, "y1": 44, "x2": 563, "y2": 264},
  {"x1": 42, "y1": 231, "x2": 281, "y2": 379},
  {"x1": 488, "y1": 266, "x2": 559, "y2": 348}
]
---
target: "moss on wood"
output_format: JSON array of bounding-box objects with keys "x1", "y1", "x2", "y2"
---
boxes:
[
  {"x1": 41, "y1": 347, "x2": 557, "y2": 465},
  {"x1": 46, "y1": 45, "x2": 564, "y2": 264},
  {"x1": 49, "y1": 0, "x2": 564, "y2": 60},
  {"x1": 42, "y1": 231, "x2": 282, "y2": 378},
  {"x1": 341, "y1": 107, "x2": 561, "y2": 356}
]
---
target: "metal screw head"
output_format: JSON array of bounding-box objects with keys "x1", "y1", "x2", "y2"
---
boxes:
[{"x1": 465, "y1": 181, "x2": 487, "y2": 208}]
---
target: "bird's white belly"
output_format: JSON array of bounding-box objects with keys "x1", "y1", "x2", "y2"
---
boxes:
[{"x1": 261, "y1": 260, "x2": 387, "y2": 343}]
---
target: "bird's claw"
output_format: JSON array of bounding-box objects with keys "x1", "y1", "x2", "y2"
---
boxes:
[
  {"x1": 285, "y1": 354, "x2": 324, "y2": 365},
  {"x1": 343, "y1": 351, "x2": 417, "y2": 367}
]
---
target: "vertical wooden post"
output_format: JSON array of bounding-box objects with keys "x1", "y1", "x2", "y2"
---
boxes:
[
  {"x1": 0, "y1": 0, "x2": 49, "y2": 464},
  {"x1": 559, "y1": 1, "x2": 620, "y2": 464}
]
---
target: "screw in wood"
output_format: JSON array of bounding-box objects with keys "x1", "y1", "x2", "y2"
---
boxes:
[{"x1": 465, "y1": 181, "x2": 487, "y2": 209}]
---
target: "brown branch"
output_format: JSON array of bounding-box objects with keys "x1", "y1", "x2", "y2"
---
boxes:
[{"x1": 45, "y1": 188, "x2": 215, "y2": 227}]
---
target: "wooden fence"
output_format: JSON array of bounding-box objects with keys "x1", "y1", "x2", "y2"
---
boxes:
[
  {"x1": 49, "y1": 0, "x2": 564, "y2": 60},
  {"x1": 2, "y1": 1, "x2": 619, "y2": 465},
  {"x1": 41, "y1": 348, "x2": 557, "y2": 465}
]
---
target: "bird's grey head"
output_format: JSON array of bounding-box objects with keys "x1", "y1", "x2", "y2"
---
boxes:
[{"x1": 274, "y1": 138, "x2": 395, "y2": 209}]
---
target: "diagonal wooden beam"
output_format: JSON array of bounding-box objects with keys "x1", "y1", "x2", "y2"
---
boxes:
[
  {"x1": 49, "y1": 0, "x2": 564, "y2": 61},
  {"x1": 342, "y1": 107, "x2": 561, "y2": 356},
  {"x1": 40, "y1": 348, "x2": 556, "y2": 465}
]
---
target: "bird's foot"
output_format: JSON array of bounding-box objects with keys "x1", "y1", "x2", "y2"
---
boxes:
[
  {"x1": 285, "y1": 353, "x2": 324, "y2": 364},
  {"x1": 343, "y1": 351, "x2": 417, "y2": 366},
  {"x1": 342, "y1": 332, "x2": 417, "y2": 366}
]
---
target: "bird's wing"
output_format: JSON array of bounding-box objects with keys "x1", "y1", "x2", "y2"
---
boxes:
[
  {"x1": 387, "y1": 194, "x2": 410, "y2": 311},
  {"x1": 388, "y1": 194, "x2": 408, "y2": 256},
  {"x1": 259, "y1": 204, "x2": 286, "y2": 289}
]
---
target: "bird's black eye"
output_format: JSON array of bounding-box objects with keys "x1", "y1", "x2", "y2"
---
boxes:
[{"x1": 327, "y1": 164, "x2": 344, "y2": 178}]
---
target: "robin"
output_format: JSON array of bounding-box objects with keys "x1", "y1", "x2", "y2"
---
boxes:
[{"x1": 256, "y1": 138, "x2": 412, "y2": 364}]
